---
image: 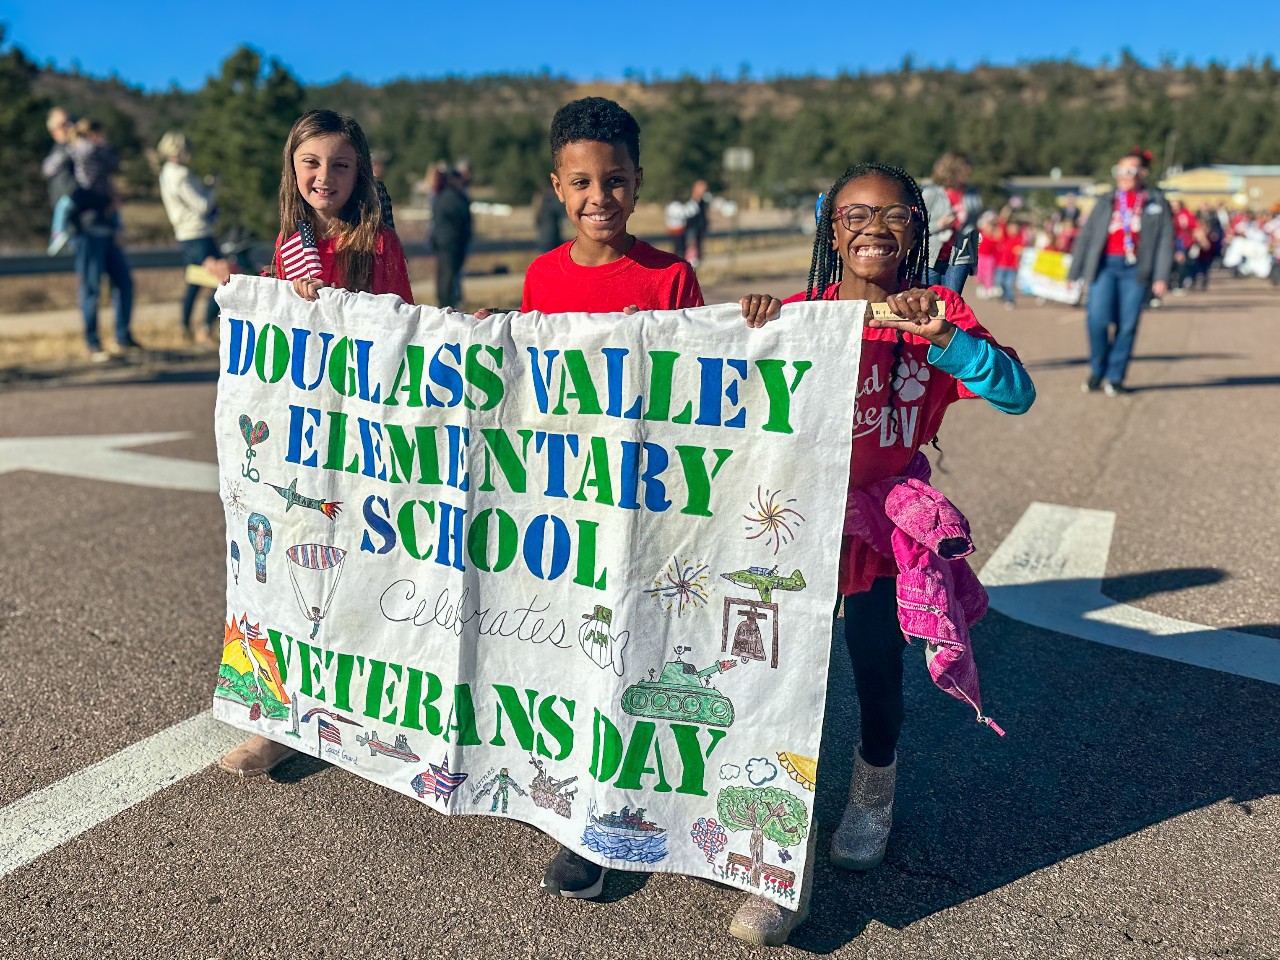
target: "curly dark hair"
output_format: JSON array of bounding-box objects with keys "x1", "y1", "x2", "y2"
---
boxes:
[{"x1": 549, "y1": 97, "x2": 641, "y2": 168}]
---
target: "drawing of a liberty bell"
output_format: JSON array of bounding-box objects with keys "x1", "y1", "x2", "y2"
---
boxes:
[{"x1": 732, "y1": 606, "x2": 768, "y2": 661}]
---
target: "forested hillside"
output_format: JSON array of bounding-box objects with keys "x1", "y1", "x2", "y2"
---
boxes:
[{"x1": 4, "y1": 27, "x2": 1279, "y2": 247}]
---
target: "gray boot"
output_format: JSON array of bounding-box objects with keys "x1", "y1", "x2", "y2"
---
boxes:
[
  {"x1": 728, "y1": 817, "x2": 820, "y2": 946},
  {"x1": 830, "y1": 747, "x2": 896, "y2": 871}
]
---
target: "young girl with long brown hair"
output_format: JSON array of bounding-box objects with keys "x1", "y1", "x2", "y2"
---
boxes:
[
  {"x1": 219, "y1": 110, "x2": 414, "y2": 780},
  {"x1": 272, "y1": 109, "x2": 413, "y2": 303}
]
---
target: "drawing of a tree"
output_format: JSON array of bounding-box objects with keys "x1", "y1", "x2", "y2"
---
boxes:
[{"x1": 716, "y1": 786, "x2": 808, "y2": 886}]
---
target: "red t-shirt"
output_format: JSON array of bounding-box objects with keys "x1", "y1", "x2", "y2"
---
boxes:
[
  {"x1": 274, "y1": 226, "x2": 415, "y2": 303},
  {"x1": 1173, "y1": 208, "x2": 1198, "y2": 249},
  {"x1": 1104, "y1": 191, "x2": 1144, "y2": 258},
  {"x1": 993, "y1": 224, "x2": 1026, "y2": 270},
  {"x1": 782, "y1": 283, "x2": 1020, "y2": 594},
  {"x1": 521, "y1": 239, "x2": 704, "y2": 312}
]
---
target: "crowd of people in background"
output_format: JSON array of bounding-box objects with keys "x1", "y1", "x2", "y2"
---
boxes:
[
  {"x1": 33, "y1": 107, "x2": 1280, "y2": 366},
  {"x1": 965, "y1": 191, "x2": 1280, "y2": 302}
]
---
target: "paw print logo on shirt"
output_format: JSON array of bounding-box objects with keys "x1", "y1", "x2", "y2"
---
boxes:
[{"x1": 894, "y1": 358, "x2": 930, "y2": 402}]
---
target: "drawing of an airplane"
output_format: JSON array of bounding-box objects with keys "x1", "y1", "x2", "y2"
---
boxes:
[{"x1": 719, "y1": 566, "x2": 806, "y2": 603}]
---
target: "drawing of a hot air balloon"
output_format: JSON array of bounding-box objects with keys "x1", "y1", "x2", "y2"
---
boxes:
[
  {"x1": 286, "y1": 543, "x2": 347, "y2": 639},
  {"x1": 247, "y1": 513, "x2": 272, "y2": 583},
  {"x1": 230, "y1": 541, "x2": 241, "y2": 585}
]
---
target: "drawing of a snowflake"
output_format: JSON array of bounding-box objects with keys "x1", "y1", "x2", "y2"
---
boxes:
[
  {"x1": 743, "y1": 487, "x2": 806, "y2": 555},
  {"x1": 224, "y1": 479, "x2": 247, "y2": 517},
  {"x1": 644, "y1": 557, "x2": 711, "y2": 617}
]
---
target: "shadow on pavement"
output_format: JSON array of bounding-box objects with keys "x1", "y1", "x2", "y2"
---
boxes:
[
  {"x1": 1102, "y1": 566, "x2": 1224, "y2": 603},
  {"x1": 0, "y1": 350, "x2": 219, "y2": 389},
  {"x1": 1131, "y1": 375, "x2": 1280, "y2": 392},
  {"x1": 791, "y1": 575, "x2": 1280, "y2": 952},
  {"x1": 1027, "y1": 352, "x2": 1245, "y2": 371}
]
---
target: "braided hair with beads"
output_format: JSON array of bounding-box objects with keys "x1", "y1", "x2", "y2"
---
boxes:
[{"x1": 806, "y1": 162, "x2": 934, "y2": 444}]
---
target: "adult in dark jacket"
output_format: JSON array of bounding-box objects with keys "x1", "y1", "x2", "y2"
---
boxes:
[
  {"x1": 433, "y1": 166, "x2": 472, "y2": 309},
  {"x1": 1069, "y1": 148, "x2": 1174, "y2": 395}
]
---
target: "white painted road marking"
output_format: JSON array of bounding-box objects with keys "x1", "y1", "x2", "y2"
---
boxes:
[
  {"x1": 0, "y1": 711, "x2": 242, "y2": 878},
  {"x1": 980, "y1": 502, "x2": 1280, "y2": 685},
  {"x1": 0, "y1": 433, "x2": 218, "y2": 492}
]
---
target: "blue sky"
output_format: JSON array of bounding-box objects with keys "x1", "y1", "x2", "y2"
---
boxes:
[{"x1": 3, "y1": 0, "x2": 1278, "y2": 90}]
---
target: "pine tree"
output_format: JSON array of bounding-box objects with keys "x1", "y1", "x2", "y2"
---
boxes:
[
  {"x1": 639, "y1": 77, "x2": 737, "y2": 202},
  {"x1": 188, "y1": 48, "x2": 304, "y2": 242},
  {"x1": 0, "y1": 27, "x2": 54, "y2": 246}
]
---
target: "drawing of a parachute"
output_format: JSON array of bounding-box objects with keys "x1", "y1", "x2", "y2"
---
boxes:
[{"x1": 286, "y1": 544, "x2": 347, "y2": 639}]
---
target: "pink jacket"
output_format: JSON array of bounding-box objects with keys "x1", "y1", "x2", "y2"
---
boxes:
[{"x1": 845, "y1": 451, "x2": 1004, "y2": 736}]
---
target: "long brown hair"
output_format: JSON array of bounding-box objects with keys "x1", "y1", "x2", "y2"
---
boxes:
[{"x1": 278, "y1": 110, "x2": 381, "y2": 293}]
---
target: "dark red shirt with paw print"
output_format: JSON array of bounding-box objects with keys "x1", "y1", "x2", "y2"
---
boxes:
[{"x1": 781, "y1": 284, "x2": 1018, "y2": 592}]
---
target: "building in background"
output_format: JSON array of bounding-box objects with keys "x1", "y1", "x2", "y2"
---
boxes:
[{"x1": 1160, "y1": 165, "x2": 1280, "y2": 209}]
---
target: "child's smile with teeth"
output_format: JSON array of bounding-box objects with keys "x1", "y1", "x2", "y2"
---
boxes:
[
  {"x1": 832, "y1": 173, "x2": 921, "y2": 300},
  {"x1": 292, "y1": 133, "x2": 358, "y2": 233},
  {"x1": 551, "y1": 139, "x2": 642, "y2": 265}
]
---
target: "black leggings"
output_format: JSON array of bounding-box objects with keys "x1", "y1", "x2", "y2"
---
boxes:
[{"x1": 842, "y1": 577, "x2": 907, "y2": 767}]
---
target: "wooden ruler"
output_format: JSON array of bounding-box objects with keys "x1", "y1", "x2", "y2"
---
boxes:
[{"x1": 865, "y1": 300, "x2": 947, "y2": 321}]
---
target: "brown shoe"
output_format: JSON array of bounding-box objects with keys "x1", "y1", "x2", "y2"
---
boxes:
[
  {"x1": 728, "y1": 818, "x2": 819, "y2": 946},
  {"x1": 729, "y1": 894, "x2": 810, "y2": 947},
  {"x1": 218, "y1": 735, "x2": 298, "y2": 778}
]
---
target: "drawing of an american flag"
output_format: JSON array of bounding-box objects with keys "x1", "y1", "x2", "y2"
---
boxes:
[
  {"x1": 317, "y1": 718, "x2": 342, "y2": 746},
  {"x1": 279, "y1": 220, "x2": 323, "y2": 280}
]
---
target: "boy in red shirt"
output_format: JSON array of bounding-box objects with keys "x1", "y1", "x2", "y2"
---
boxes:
[
  {"x1": 521, "y1": 97, "x2": 704, "y2": 314},
  {"x1": 522, "y1": 96, "x2": 699, "y2": 902},
  {"x1": 522, "y1": 96, "x2": 778, "y2": 900}
]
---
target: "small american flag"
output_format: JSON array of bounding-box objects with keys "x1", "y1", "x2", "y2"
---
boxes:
[
  {"x1": 279, "y1": 220, "x2": 323, "y2": 280},
  {"x1": 318, "y1": 718, "x2": 342, "y2": 746}
]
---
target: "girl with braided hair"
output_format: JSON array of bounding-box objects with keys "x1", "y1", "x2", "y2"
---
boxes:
[{"x1": 729, "y1": 162, "x2": 1035, "y2": 947}]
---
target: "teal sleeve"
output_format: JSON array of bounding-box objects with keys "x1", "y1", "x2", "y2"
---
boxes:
[{"x1": 927, "y1": 327, "x2": 1036, "y2": 414}]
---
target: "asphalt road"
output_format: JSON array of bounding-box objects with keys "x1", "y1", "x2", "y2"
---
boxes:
[{"x1": 1, "y1": 274, "x2": 1277, "y2": 960}]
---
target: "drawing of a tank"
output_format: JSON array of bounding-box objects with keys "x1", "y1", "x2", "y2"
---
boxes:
[{"x1": 621, "y1": 658, "x2": 737, "y2": 727}]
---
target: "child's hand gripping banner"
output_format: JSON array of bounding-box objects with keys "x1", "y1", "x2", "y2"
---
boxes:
[{"x1": 212, "y1": 277, "x2": 862, "y2": 906}]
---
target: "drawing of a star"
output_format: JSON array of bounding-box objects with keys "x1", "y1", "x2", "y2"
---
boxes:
[{"x1": 429, "y1": 755, "x2": 468, "y2": 805}]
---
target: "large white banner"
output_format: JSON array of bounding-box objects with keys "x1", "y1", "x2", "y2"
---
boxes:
[{"x1": 212, "y1": 277, "x2": 861, "y2": 906}]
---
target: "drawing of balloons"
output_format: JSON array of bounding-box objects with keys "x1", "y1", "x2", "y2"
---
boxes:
[
  {"x1": 247, "y1": 513, "x2": 272, "y2": 583},
  {"x1": 239, "y1": 415, "x2": 269, "y2": 448},
  {"x1": 238, "y1": 415, "x2": 269, "y2": 483},
  {"x1": 230, "y1": 541, "x2": 241, "y2": 585},
  {"x1": 690, "y1": 817, "x2": 728, "y2": 863}
]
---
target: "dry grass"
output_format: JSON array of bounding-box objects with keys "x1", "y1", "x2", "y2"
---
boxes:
[{"x1": 0, "y1": 233, "x2": 812, "y2": 371}]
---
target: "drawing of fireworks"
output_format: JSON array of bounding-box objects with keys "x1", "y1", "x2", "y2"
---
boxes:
[
  {"x1": 224, "y1": 479, "x2": 247, "y2": 517},
  {"x1": 644, "y1": 556, "x2": 711, "y2": 617},
  {"x1": 743, "y1": 487, "x2": 806, "y2": 554}
]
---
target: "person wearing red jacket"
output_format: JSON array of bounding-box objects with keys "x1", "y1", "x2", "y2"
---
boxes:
[{"x1": 990, "y1": 209, "x2": 1026, "y2": 308}]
